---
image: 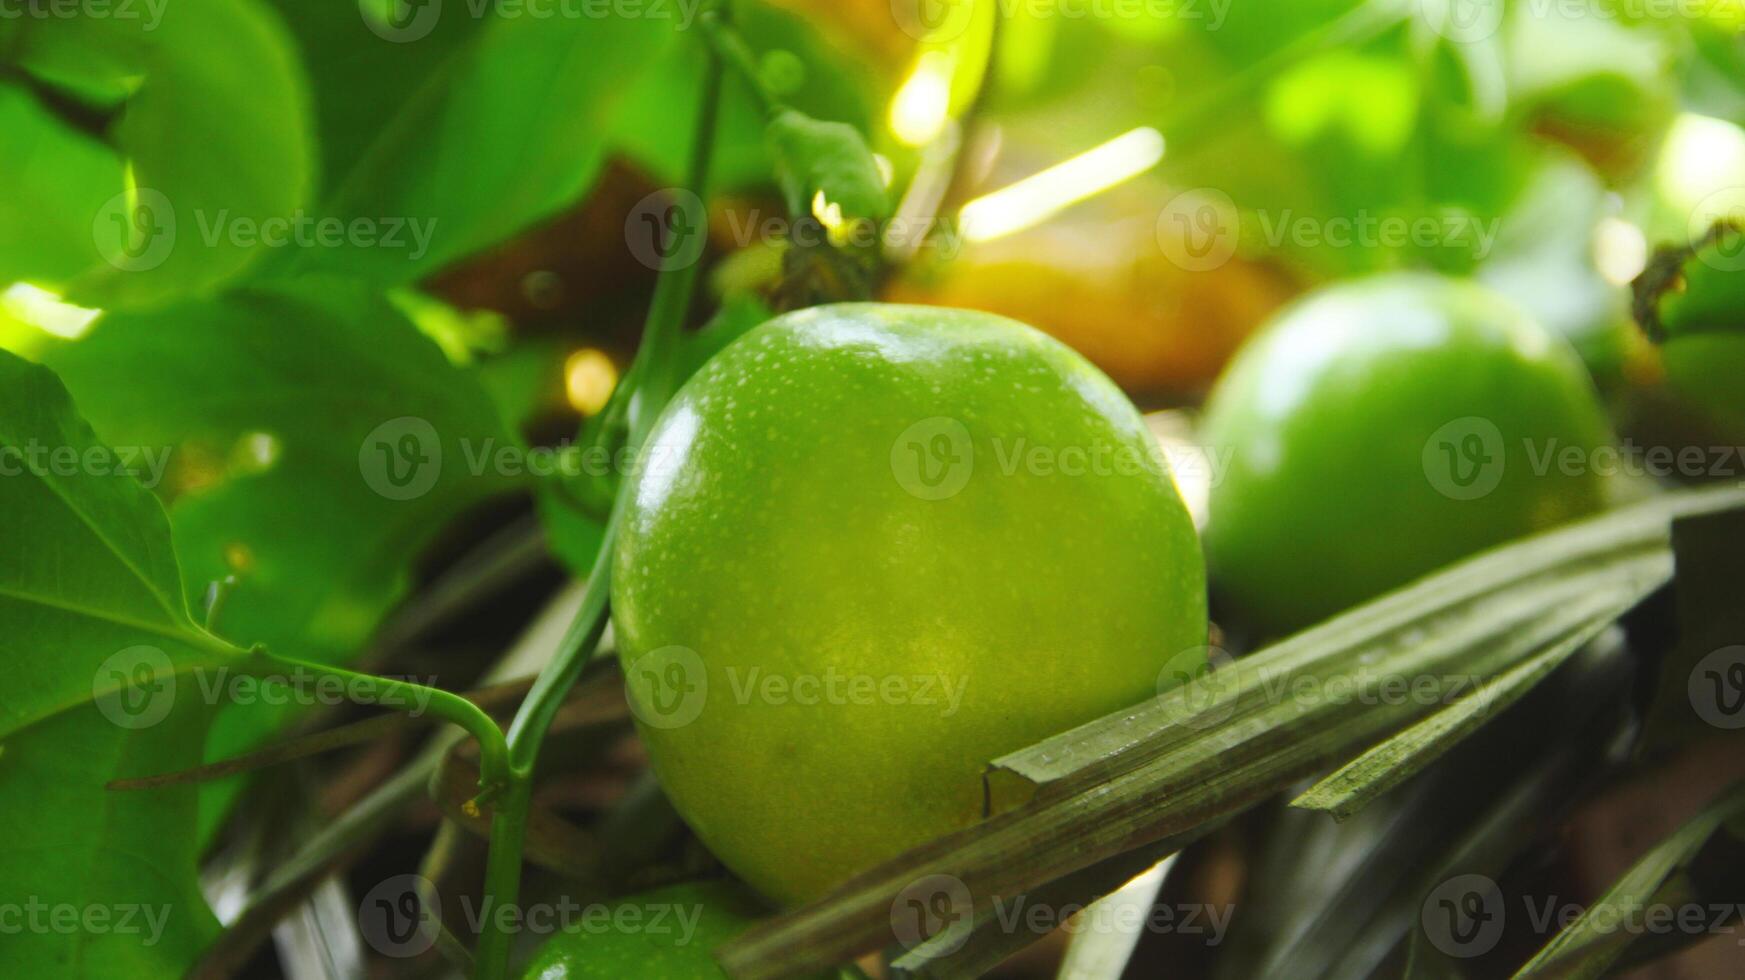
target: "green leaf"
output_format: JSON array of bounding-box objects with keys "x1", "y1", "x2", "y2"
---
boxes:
[
  {"x1": 766, "y1": 108, "x2": 890, "y2": 222},
  {"x1": 608, "y1": 2, "x2": 877, "y2": 193},
  {"x1": 0, "y1": 87, "x2": 126, "y2": 290},
  {"x1": 1289, "y1": 591, "x2": 1623, "y2": 819},
  {"x1": 1, "y1": 0, "x2": 314, "y2": 309},
  {"x1": 0, "y1": 350, "x2": 234, "y2": 976},
  {"x1": 38, "y1": 281, "x2": 522, "y2": 827},
  {"x1": 0, "y1": 351, "x2": 238, "y2": 737},
  {"x1": 274, "y1": 11, "x2": 672, "y2": 283},
  {"x1": 717, "y1": 487, "x2": 1745, "y2": 979},
  {"x1": 0, "y1": 701, "x2": 223, "y2": 978},
  {"x1": 537, "y1": 486, "x2": 608, "y2": 578},
  {"x1": 264, "y1": 0, "x2": 483, "y2": 201},
  {"x1": 1514, "y1": 780, "x2": 1745, "y2": 978},
  {"x1": 1222, "y1": 636, "x2": 1634, "y2": 980}
]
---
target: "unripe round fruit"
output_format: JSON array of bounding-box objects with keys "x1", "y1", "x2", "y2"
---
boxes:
[
  {"x1": 1200, "y1": 273, "x2": 1616, "y2": 638},
  {"x1": 612, "y1": 303, "x2": 1207, "y2": 905},
  {"x1": 514, "y1": 881, "x2": 844, "y2": 979}
]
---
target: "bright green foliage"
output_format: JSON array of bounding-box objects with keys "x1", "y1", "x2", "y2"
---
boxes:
[
  {"x1": 765, "y1": 108, "x2": 890, "y2": 223},
  {"x1": 0, "y1": 0, "x2": 313, "y2": 309},
  {"x1": 271, "y1": 3, "x2": 672, "y2": 283},
  {"x1": 40, "y1": 282, "x2": 520, "y2": 832},
  {"x1": 1201, "y1": 273, "x2": 1616, "y2": 637},
  {"x1": 612, "y1": 303, "x2": 1207, "y2": 903},
  {"x1": 0, "y1": 351, "x2": 239, "y2": 976},
  {"x1": 608, "y1": 3, "x2": 877, "y2": 193}
]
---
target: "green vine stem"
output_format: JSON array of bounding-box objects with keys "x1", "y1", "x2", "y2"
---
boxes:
[
  {"x1": 246, "y1": 648, "x2": 510, "y2": 803},
  {"x1": 471, "y1": 15, "x2": 726, "y2": 979},
  {"x1": 699, "y1": 13, "x2": 780, "y2": 115}
]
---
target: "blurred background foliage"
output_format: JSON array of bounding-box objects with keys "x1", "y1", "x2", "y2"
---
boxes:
[{"x1": 4, "y1": 0, "x2": 1742, "y2": 401}]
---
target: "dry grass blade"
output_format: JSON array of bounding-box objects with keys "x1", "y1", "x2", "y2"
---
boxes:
[
  {"x1": 1290, "y1": 589, "x2": 1638, "y2": 819},
  {"x1": 886, "y1": 834, "x2": 1210, "y2": 980},
  {"x1": 1512, "y1": 780, "x2": 1745, "y2": 979},
  {"x1": 718, "y1": 487, "x2": 1745, "y2": 980}
]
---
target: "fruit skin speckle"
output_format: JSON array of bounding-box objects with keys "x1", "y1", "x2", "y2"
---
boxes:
[
  {"x1": 1199, "y1": 273, "x2": 1616, "y2": 640},
  {"x1": 612, "y1": 303, "x2": 1208, "y2": 905}
]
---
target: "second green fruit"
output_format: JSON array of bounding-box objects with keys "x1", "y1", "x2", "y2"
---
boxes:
[{"x1": 1200, "y1": 273, "x2": 1615, "y2": 638}]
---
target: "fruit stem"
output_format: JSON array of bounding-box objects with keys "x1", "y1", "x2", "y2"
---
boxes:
[
  {"x1": 471, "y1": 21, "x2": 726, "y2": 980},
  {"x1": 698, "y1": 10, "x2": 780, "y2": 116}
]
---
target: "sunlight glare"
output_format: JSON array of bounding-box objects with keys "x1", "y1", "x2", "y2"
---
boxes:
[
  {"x1": 1, "y1": 283, "x2": 101, "y2": 339},
  {"x1": 958, "y1": 127, "x2": 1166, "y2": 244}
]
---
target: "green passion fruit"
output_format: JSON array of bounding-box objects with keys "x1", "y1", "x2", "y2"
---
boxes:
[
  {"x1": 1200, "y1": 273, "x2": 1616, "y2": 638},
  {"x1": 611, "y1": 303, "x2": 1207, "y2": 904}
]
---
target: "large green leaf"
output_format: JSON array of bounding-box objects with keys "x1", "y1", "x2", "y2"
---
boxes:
[
  {"x1": 37, "y1": 281, "x2": 523, "y2": 814},
  {"x1": 0, "y1": 350, "x2": 234, "y2": 976},
  {"x1": 272, "y1": 7, "x2": 672, "y2": 283},
  {"x1": 0, "y1": 352, "x2": 238, "y2": 736},
  {"x1": 0, "y1": 87, "x2": 126, "y2": 291},
  {"x1": 0, "y1": 0, "x2": 313, "y2": 309},
  {"x1": 265, "y1": 0, "x2": 484, "y2": 202}
]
